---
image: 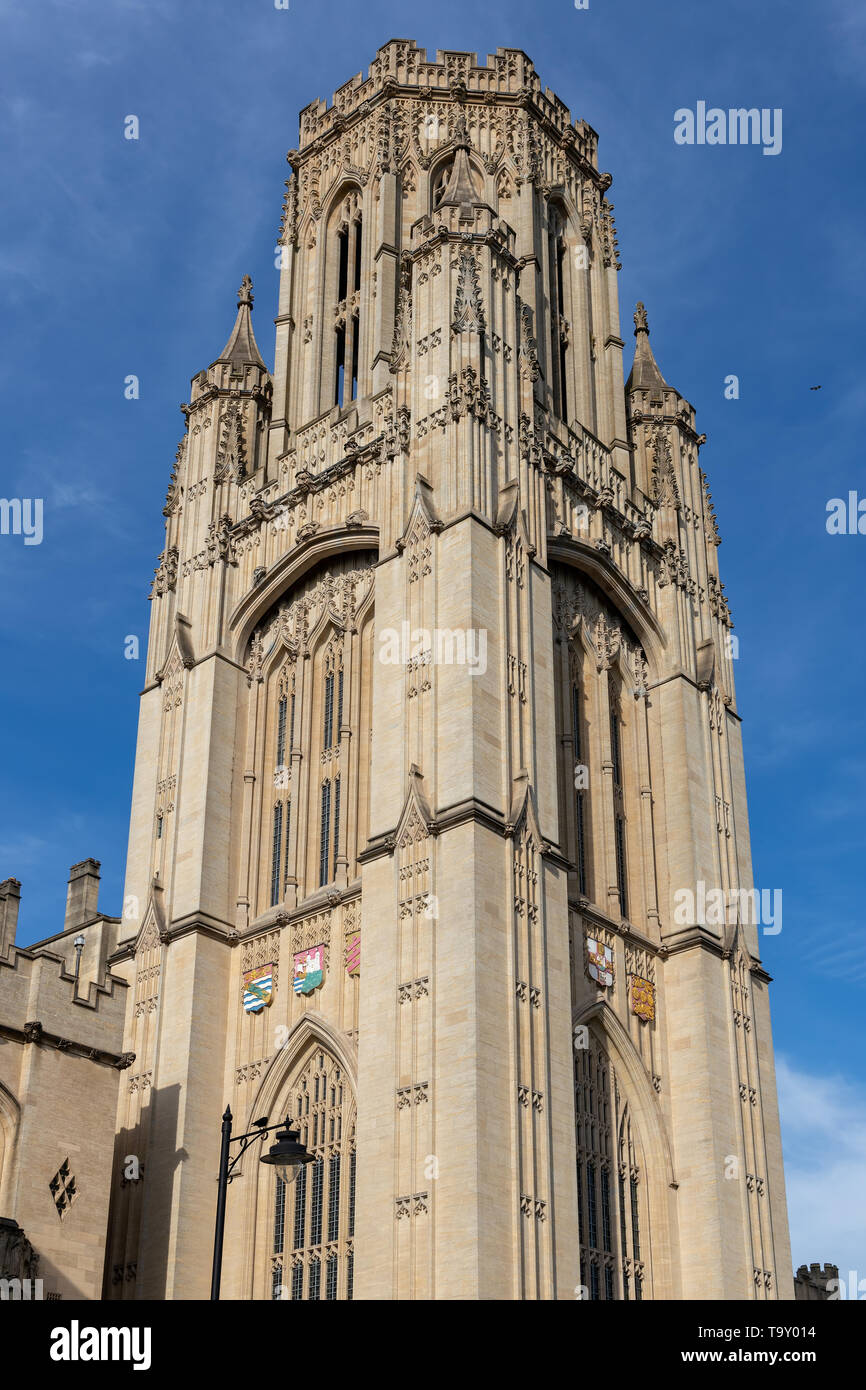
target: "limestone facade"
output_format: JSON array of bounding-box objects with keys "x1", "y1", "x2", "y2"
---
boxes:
[{"x1": 1, "y1": 40, "x2": 793, "y2": 1301}]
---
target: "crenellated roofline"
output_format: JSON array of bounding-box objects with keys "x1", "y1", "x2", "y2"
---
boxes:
[{"x1": 293, "y1": 39, "x2": 598, "y2": 160}]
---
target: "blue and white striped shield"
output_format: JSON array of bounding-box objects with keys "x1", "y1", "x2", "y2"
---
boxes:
[{"x1": 243, "y1": 964, "x2": 274, "y2": 1013}]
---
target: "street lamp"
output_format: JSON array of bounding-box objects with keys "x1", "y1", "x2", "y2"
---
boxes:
[
  {"x1": 259, "y1": 1122, "x2": 313, "y2": 1186},
  {"x1": 73, "y1": 934, "x2": 85, "y2": 986},
  {"x1": 210, "y1": 1106, "x2": 312, "y2": 1301}
]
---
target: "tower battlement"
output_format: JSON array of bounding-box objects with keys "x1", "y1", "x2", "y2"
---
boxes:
[{"x1": 294, "y1": 40, "x2": 598, "y2": 169}]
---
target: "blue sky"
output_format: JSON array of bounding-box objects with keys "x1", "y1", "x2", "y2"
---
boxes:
[{"x1": 1, "y1": 0, "x2": 864, "y2": 1282}]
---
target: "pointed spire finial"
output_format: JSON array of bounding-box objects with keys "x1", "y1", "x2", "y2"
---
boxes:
[
  {"x1": 437, "y1": 109, "x2": 479, "y2": 216},
  {"x1": 212, "y1": 275, "x2": 266, "y2": 371},
  {"x1": 626, "y1": 301, "x2": 668, "y2": 393}
]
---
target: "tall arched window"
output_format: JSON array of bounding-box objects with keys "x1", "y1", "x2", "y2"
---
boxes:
[
  {"x1": 270, "y1": 802, "x2": 283, "y2": 907},
  {"x1": 608, "y1": 675, "x2": 628, "y2": 919},
  {"x1": 571, "y1": 668, "x2": 590, "y2": 898},
  {"x1": 249, "y1": 555, "x2": 375, "y2": 913},
  {"x1": 276, "y1": 693, "x2": 287, "y2": 768},
  {"x1": 327, "y1": 191, "x2": 363, "y2": 411},
  {"x1": 554, "y1": 567, "x2": 651, "y2": 926},
  {"x1": 575, "y1": 1036, "x2": 648, "y2": 1300},
  {"x1": 319, "y1": 781, "x2": 331, "y2": 887},
  {"x1": 618, "y1": 1106, "x2": 646, "y2": 1300},
  {"x1": 548, "y1": 206, "x2": 570, "y2": 422},
  {"x1": 271, "y1": 1049, "x2": 356, "y2": 1300},
  {"x1": 269, "y1": 664, "x2": 296, "y2": 907},
  {"x1": 319, "y1": 640, "x2": 344, "y2": 887}
]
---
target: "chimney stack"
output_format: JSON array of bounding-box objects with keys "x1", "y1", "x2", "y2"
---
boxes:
[
  {"x1": 64, "y1": 859, "x2": 101, "y2": 932},
  {"x1": 0, "y1": 878, "x2": 21, "y2": 953}
]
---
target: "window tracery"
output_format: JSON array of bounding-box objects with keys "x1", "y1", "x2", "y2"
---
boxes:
[
  {"x1": 250, "y1": 557, "x2": 374, "y2": 914},
  {"x1": 575, "y1": 1036, "x2": 647, "y2": 1299},
  {"x1": 548, "y1": 205, "x2": 570, "y2": 422},
  {"x1": 329, "y1": 191, "x2": 363, "y2": 410},
  {"x1": 271, "y1": 1049, "x2": 356, "y2": 1301}
]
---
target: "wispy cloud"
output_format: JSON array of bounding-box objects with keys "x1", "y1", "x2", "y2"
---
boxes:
[
  {"x1": 0, "y1": 833, "x2": 50, "y2": 868},
  {"x1": 830, "y1": 0, "x2": 866, "y2": 85},
  {"x1": 778, "y1": 1056, "x2": 866, "y2": 1282},
  {"x1": 796, "y1": 927, "x2": 866, "y2": 985}
]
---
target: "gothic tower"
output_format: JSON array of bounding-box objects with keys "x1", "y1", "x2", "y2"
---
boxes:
[{"x1": 104, "y1": 40, "x2": 792, "y2": 1301}]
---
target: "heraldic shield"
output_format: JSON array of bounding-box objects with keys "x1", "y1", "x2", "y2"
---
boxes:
[
  {"x1": 243, "y1": 964, "x2": 275, "y2": 1014},
  {"x1": 630, "y1": 974, "x2": 656, "y2": 1021},
  {"x1": 293, "y1": 944, "x2": 325, "y2": 995},
  {"x1": 345, "y1": 932, "x2": 360, "y2": 977},
  {"x1": 586, "y1": 936, "x2": 614, "y2": 987}
]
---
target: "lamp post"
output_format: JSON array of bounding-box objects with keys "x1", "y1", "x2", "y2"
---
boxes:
[
  {"x1": 210, "y1": 1106, "x2": 313, "y2": 1301},
  {"x1": 73, "y1": 934, "x2": 85, "y2": 986}
]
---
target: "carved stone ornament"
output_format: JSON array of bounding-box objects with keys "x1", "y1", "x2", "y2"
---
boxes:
[
  {"x1": 246, "y1": 559, "x2": 375, "y2": 683},
  {"x1": 518, "y1": 302, "x2": 540, "y2": 381},
  {"x1": 215, "y1": 403, "x2": 247, "y2": 483},
  {"x1": 452, "y1": 250, "x2": 486, "y2": 334}
]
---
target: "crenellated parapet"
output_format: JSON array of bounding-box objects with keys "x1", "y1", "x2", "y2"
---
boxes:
[{"x1": 292, "y1": 41, "x2": 598, "y2": 167}]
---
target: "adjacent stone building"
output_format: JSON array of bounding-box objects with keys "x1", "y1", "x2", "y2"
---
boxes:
[
  {"x1": 794, "y1": 1263, "x2": 840, "y2": 1301},
  {"x1": 0, "y1": 868, "x2": 130, "y2": 1299},
  {"x1": 0, "y1": 40, "x2": 793, "y2": 1301}
]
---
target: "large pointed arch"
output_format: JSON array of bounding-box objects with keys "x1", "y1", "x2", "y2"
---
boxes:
[
  {"x1": 0, "y1": 1078, "x2": 21, "y2": 1216},
  {"x1": 549, "y1": 539, "x2": 666, "y2": 675},
  {"x1": 573, "y1": 997, "x2": 679, "y2": 1298},
  {"x1": 238, "y1": 1016, "x2": 358, "y2": 1301},
  {"x1": 250, "y1": 1013, "x2": 358, "y2": 1120},
  {"x1": 229, "y1": 526, "x2": 378, "y2": 665}
]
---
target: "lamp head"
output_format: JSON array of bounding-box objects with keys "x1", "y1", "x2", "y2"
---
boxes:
[{"x1": 259, "y1": 1121, "x2": 313, "y2": 1185}]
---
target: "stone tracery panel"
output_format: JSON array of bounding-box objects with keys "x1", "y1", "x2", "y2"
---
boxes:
[{"x1": 244, "y1": 556, "x2": 375, "y2": 917}]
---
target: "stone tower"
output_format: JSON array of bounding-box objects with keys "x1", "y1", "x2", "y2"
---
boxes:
[{"x1": 104, "y1": 40, "x2": 792, "y2": 1301}]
